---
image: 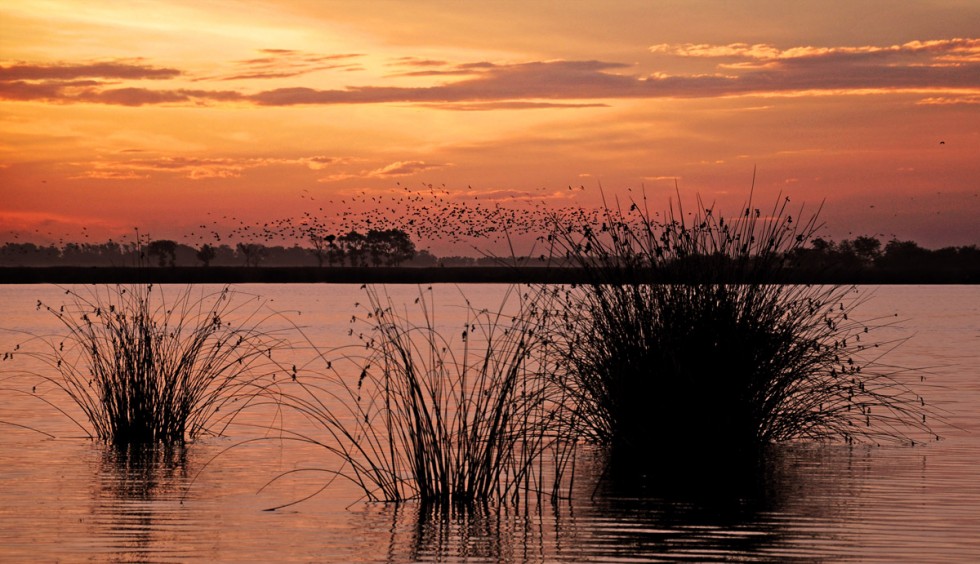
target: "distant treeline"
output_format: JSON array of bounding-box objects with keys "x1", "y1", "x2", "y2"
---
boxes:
[
  {"x1": 0, "y1": 233, "x2": 977, "y2": 283},
  {"x1": 0, "y1": 229, "x2": 440, "y2": 268},
  {"x1": 784, "y1": 236, "x2": 979, "y2": 282}
]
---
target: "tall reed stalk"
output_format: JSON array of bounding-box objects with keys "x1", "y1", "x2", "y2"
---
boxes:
[
  {"x1": 280, "y1": 285, "x2": 574, "y2": 506},
  {"x1": 546, "y1": 187, "x2": 937, "y2": 467},
  {"x1": 21, "y1": 284, "x2": 293, "y2": 446}
]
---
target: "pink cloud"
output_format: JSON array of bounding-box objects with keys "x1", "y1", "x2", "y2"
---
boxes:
[
  {"x1": 917, "y1": 95, "x2": 980, "y2": 105},
  {"x1": 72, "y1": 155, "x2": 349, "y2": 180},
  {"x1": 4, "y1": 39, "x2": 978, "y2": 107},
  {"x1": 423, "y1": 101, "x2": 609, "y2": 111},
  {"x1": 369, "y1": 160, "x2": 446, "y2": 177},
  {"x1": 0, "y1": 61, "x2": 180, "y2": 80},
  {"x1": 649, "y1": 38, "x2": 980, "y2": 63},
  {"x1": 215, "y1": 50, "x2": 364, "y2": 81}
]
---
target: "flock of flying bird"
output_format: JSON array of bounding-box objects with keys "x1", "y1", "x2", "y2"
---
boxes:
[
  {"x1": 20, "y1": 179, "x2": 963, "y2": 256},
  {"x1": 177, "y1": 182, "x2": 612, "y2": 255}
]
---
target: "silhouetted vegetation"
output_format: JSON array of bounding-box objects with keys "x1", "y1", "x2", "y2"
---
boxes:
[
  {"x1": 146, "y1": 240, "x2": 178, "y2": 268},
  {"x1": 12, "y1": 284, "x2": 296, "y2": 446},
  {"x1": 0, "y1": 228, "x2": 419, "y2": 269},
  {"x1": 274, "y1": 285, "x2": 575, "y2": 505},
  {"x1": 1, "y1": 228, "x2": 975, "y2": 283},
  {"x1": 236, "y1": 242, "x2": 267, "y2": 267},
  {"x1": 196, "y1": 243, "x2": 216, "y2": 267},
  {"x1": 0, "y1": 195, "x2": 960, "y2": 508},
  {"x1": 787, "y1": 236, "x2": 979, "y2": 281},
  {"x1": 545, "y1": 193, "x2": 939, "y2": 474}
]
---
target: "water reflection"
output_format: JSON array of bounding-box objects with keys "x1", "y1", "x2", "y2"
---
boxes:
[
  {"x1": 345, "y1": 444, "x2": 882, "y2": 562},
  {"x1": 564, "y1": 444, "x2": 877, "y2": 562},
  {"x1": 1, "y1": 285, "x2": 976, "y2": 562},
  {"x1": 549, "y1": 448, "x2": 778, "y2": 562},
  {"x1": 353, "y1": 501, "x2": 553, "y2": 563},
  {"x1": 91, "y1": 444, "x2": 195, "y2": 563},
  {"x1": 98, "y1": 444, "x2": 190, "y2": 497}
]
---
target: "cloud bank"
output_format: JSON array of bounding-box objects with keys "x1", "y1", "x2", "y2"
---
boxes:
[
  {"x1": 74, "y1": 155, "x2": 346, "y2": 180},
  {"x1": 2, "y1": 39, "x2": 978, "y2": 108}
]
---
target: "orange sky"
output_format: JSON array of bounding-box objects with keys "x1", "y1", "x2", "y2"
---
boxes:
[{"x1": 2, "y1": 1, "x2": 978, "y2": 254}]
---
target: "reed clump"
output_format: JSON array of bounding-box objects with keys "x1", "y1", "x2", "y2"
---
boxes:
[
  {"x1": 24, "y1": 283, "x2": 292, "y2": 446},
  {"x1": 281, "y1": 285, "x2": 574, "y2": 506},
  {"x1": 547, "y1": 189, "x2": 937, "y2": 467}
]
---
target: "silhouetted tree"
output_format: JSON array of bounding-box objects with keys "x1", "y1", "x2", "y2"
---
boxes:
[
  {"x1": 365, "y1": 229, "x2": 417, "y2": 266},
  {"x1": 307, "y1": 229, "x2": 338, "y2": 267},
  {"x1": 787, "y1": 236, "x2": 880, "y2": 272},
  {"x1": 0, "y1": 242, "x2": 60, "y2": 266},
  {"x1": 810, "y1": 238, "x2": 833, "y2": 253},
  {"x1": 852, "y1": 236, "x2": 882, "y2": 262},
  {"x1": 97, "y1": 241, "x2": 123, "y2": 266},
  {"x1": 326, "y1": 235, "x2": 344, "y2": 266},
  {"x1": 211, "y1": 244, "x2": 236, "y2": 266},
  {"x1": 409, "y1": 249, "x2": 438, "y2": 266},
  {"x1": 147, "y1": 240, "x2": 178, "y2": 267},
  {"x1": 307, "y1": 229, "x2": 325, "y2": 267},
  {"x1": 338, "y1": 231, "x2": 367, "y2": 266},
  {"x1": 0, "y1": 230, "x2": 973, "y2": 281},
  {"x1": 879, "y1": 239, "x2": 929, "y2": 270},
  {"x1": 236, "y1": 243, "x2": 266, "y2": 267},
  {"x1": 196, "y1": 244, "x2": 216, "y2": 267},
  {"x1": 786, "y1": 238, "x2": 837, "y2": 271}
]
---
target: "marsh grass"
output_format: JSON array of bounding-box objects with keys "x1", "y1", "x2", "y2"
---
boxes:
[
  {"x1": 13, "y1": 283, "x2": 295, "y2": 446},
  {"x1": 546, "y1": 188, "x2": 938, "y2": 468},
  {"x1": 278, "y1": 285, "x2": 575, "y2": 506}
]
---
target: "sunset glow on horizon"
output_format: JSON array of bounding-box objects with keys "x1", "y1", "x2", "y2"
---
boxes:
[{"x1": 2, "y1": 1, "x2": 979, "y2": 255}]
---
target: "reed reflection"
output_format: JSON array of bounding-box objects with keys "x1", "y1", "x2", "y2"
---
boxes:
[
  {"x1": 347, "y1": 501, "x2": 553, "y2": 563},
  {"x1": 90, "y1": 444, "x2": 195, "y2": 563},
  {"x1": 341, "y1": 443, "x2": 875, "y2": 562},
  {"x1": 554, "y1": 444, "x2": 865, "y2": 562}
]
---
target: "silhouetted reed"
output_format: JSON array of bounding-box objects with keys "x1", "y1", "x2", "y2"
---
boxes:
[
  {"x1": 280, "y1": 285, "x2": 574, "y2": 506},
  {"x1": 22, "y1": 284, "x2": 293, "y2": 446},
  {"x1": 546, "y1": 189, "x2": 937, "y2": 468}
]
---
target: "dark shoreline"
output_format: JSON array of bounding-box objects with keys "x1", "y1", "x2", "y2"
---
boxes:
[{"x1": 0, "y1": 266, "x2": 976, "y2": 285}]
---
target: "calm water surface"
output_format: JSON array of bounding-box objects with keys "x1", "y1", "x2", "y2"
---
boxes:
[{"x1": 1, "y1": 284, "x2": 978, "y2": 562}]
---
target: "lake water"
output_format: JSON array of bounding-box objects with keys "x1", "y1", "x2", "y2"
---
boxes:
[{"x1": 1, "y1": 284, "x2": 978, "y2": 562}]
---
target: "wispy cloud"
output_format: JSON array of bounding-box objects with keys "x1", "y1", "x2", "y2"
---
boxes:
[
  {"x1": 4, "y1": 39, "x2": 978, "y2": 107},
  {"x1": 86, "y1": 88, "x2": 243, "y2": 106},
  {"x1": 649, "y1": 38, "x2": 980, "y2": 64},
  {"x1": 386, "y1": 58, "x2": 484, "y2": 78},
  {"x1": 390, "y1": 57, "x2": 450, "y2": 67},
  {"x1": 0, "y1": 60, "x2": 194, "y2": 105},
  {"x1": 368, "y1": 160, "x2": 446, "y2": 177},
  {"x1": 79, "y1": 169, "x2": 148, "y2": 180},
  {"x1": 302, "y1": 155, "x2": 343, "y2": 170},
  {"x1": 0, "y1": 60, "x2": 181, "y2": 80},
  {"x1": 248, "y1": 60, "x2": 638, "y2": 105},
  {"x1": 0, "y1": 60, "x2": 184, "y2": 105},
  {"x1": 73, "y1": 155, "x2": 348, "y2": 180},
  {"x1": 211, "y1": 40, "x2": 980, "y2": 105},
  {"x1": 315, "y1": 172, "x2": 360, "y2": 183},
  {"x1": 214, "y1": 50, "x2": 364, "y2": 81},
  {"x1": 423, "y1": 101, "x2": 609, "y2": 111},
  {"x1": 917, "y1": 95, "x2": 980, "y2": 105},
  {"x1": 76, "y1": 157, "x2": 245, "y2": 180},
  {"x1": 446, "y1": 187, "x2": 582, "y2": 204}
]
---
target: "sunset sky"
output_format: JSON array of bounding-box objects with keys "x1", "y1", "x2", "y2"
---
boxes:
[{"x1": 2, "y1": 1, "x2": 978, "y2": 255}]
